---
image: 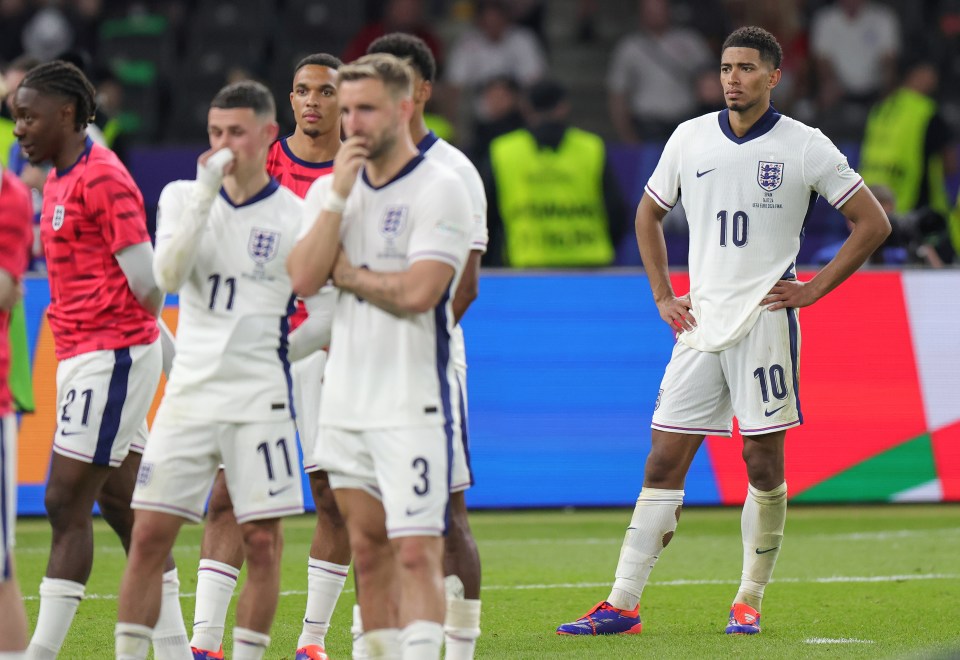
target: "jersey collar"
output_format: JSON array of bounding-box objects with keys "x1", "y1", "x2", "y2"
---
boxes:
[
  {"x1": 718, "y1": 104, "x2": 781, "y2": 145},
  {"x1": 416, "y1": 130, "x2": 439, "y2": 155},
  {"x1": 219, "y1": 177, "x2": 280, "y2": 208},
  {"x1": 361, "y1": 154, "x2": 426, "y2": 190},
  {"x1": 279, "y1": 135, "x2": 335, "y2": 169},
  {"x1": 56, "y1": 135, "x2": 95, "y2": 177}
]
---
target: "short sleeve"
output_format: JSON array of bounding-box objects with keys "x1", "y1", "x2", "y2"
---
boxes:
[
  {"x1": 644, "y1": 125, "x2": 685, "y2": 210},
  {"x1": 85, "y1": 166, "x2": 149, "y2": 253},
  {"x1": 803, "y1": 129, "x2": 863, "y2": 208},
  {"x1": 407, "y1": 173, "x2": 472, "y2": 270},
  {"x1": 453, "y1": 162, "x2": 488, "y2": 253},
  {"x1": 0, "y1": 171, "x2": 33, "y2": 279}
]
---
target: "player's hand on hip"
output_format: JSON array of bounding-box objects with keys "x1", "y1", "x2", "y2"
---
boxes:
[
  {"x1": 658, "y1": 294, "x2": 696, "y2": 333},
  {"x1": 196, "y1": 147, "x2": 235, "y2": 193},
  {"x1": 332, "y1": 136, "x2": 368, "y2": 198},
  {"x1": 762, "y1": 279, "x2": 817, "y2": 311}
]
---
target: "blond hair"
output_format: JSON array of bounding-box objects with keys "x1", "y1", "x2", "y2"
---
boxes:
[{"x1": 337, "y1": 53, "x2": 413, "y2": 100}]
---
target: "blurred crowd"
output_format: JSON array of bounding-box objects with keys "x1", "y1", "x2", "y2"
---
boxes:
[{"x1": 2, "y1": 0, "x2": 959, "y2": 267}]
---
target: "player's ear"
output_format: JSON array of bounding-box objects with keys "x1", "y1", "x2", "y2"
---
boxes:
[
  {"x1": 768, "y1": 67, "x2": 782, "y2": 91},
  {"x1": 59, "y1": 100, "x2": 76, "y2": 130},
  {"x1": 265, "y1": 120, "x2": 279, "y2": 143},
  {"x1": 418, "y1": 79, "x2": 433, "y2": 105}
]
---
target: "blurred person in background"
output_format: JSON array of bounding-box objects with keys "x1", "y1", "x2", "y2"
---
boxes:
[
  {"x1": 445, "y1": 0, "x2": 546, "y2": 150},
  {"x1": 810, "y1": 0, "x2": 900, "y2": 137},
  {"x1": 859, "y1": 57, "x2": 955, "y2": 229},
  {"x1": 607, "y1": 0, "x2": 712, "y2": 143},
  {"x1": 469, "y1": 75, "x2": 524, "y2": 161},
  {"x1": 343, "y1": 0, "x2": 443, "y2": 67},
  {"x1": 484, "y1": 79, "x2": 627, "y2": 267}
]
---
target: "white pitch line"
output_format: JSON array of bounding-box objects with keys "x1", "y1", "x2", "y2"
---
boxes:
[
  {"x1": 805, "y1": 638, "x2": 875, "y2": 644},
  {"x1": 19, "y1": 572, "x2": 958, "y2": 601}
]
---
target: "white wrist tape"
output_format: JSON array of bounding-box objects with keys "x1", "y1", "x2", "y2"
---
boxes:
[{"x1": 323, "y1": 190, "x2": 347, "y2": 214}]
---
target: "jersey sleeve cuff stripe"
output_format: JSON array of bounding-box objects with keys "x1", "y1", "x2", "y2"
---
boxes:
[
  {"x1": 408, "y1": 250, "x2": 461, "y2": 268},
  {"x1": 831, "y1": 177, "x2": 864, "y2": 208},
  {"x1": 644, "y1": 184, "x2": 675, "y2": 210}
]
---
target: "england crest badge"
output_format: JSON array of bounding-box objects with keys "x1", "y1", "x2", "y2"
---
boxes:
[
  {"x1": 52, "y1": 204, "x2": 66, "y2": 231},
  {"x1": 380, "y1": 205, "x2": 409, "y2": 239},
  {"x1": 757, "y1": 161, "x2": 784, "y2": 191},
  {"x1": 248, "y1": 227, "x2": 280, "y2": 265}
]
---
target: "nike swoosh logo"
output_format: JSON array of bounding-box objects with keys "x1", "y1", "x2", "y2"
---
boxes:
[
  {"x1": 764, "y1": 405, "x2": 787, "y2": 417},
  {"x1": 696, "y1": 168, "x2": 716, "y2": 178},
  {"x1": 303, "y1": 618, "x2": 326, "y2": 625},
  {"x1": 268, "y1": 484, "x2": 294, "y2": 496},
  {"x1": 59, "y1": 429, "x2": 85, "y2": 436},
  {"x1": 193, "y1": 620, "x2": 209, "y2": 626},
  {"x1": 756, "y1": 547, "x2": 779, "y2": 554},
  {"x1": 406, "y1": 506, "x2": 429, "y2": 516}
]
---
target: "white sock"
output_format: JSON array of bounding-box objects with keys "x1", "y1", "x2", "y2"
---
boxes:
[
  {"x1": 27, "y1": 577, "x2": 85, "y2": 658},
  {"x1": 608, "y1": 488, "x2": 684, "y2": 610},
  {"x1": 232, "y1": 627, "x2": 269, "y2": 660},
  {"x1": 399, "y1": 620, "x2": 442, "y2": 660},
  {"x1": 190, "y1": 559, "x2": 240, "y2": 652},
  {"x1": 297, "y1": 558, "x2": 349, "y2": 649},
  {"x1": 153, "y1": 568, "x2": 191, "y2": 659},
  {"x1": 363, "y1": 628, "x2": 400, "y2": 660},
  {"x1": 736, "y1": 482, "x2": 787, "y2": 610},
  {"x1": 352, "y1": 604, "x2": 368, "y2": 659},
  {"x1": 444, "y1": 598, "x2": 480, "y2": 660},
  {"x1": 115, "y1": 622, "x2": 152, "y2": 660}
]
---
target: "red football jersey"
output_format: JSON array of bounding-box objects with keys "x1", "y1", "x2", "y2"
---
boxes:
[
  {"x1": 40, "y1": 138, "x2": 159, "y2": 359},
  {"x1": 0, "y1": 169, "x2": 34, "y2": 416},
  {"x1": 267, "y1": 136, "x2": 334, "y2": 329}
]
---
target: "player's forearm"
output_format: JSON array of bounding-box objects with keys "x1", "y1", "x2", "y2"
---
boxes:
[
  {"x1": 289, "y1": 288, "x2": 336, "y2": 361},
  {"x1": 337, "y1": 266, "x2": 447, "y2": 317},
  {"x1": 288, "y1": 210, "x2": 342, "y2": 297},
  {"x1": 635, "y1": 197, "x2": 674, "y2": 303},
  {"x1": 451, "y1": 250, "x2": 482, "y2": 324},
  {"x1": 808, "y1": 204, "x2": 891, "y2": 301},
  {"x1": 153, "y1": 194, "x2": 213, "y2": 292}
]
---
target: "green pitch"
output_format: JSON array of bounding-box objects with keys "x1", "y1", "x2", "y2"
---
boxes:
[{"x1": 14, "y1": 504, "x2": 960, "y2": 659}]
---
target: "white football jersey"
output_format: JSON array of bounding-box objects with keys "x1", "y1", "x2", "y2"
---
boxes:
[
  {"x1": 419, "y1": 132, "x2": 488, "y2": 371},
  {"x1": 646, "y1": 107, "x2": 863, "y2": 352},
  {"x1": 302, "y1": 156, "x2": 472, "y2": 428},
  {"x1": 156, "y1": 180, "x2": 304, "y2": 422}
]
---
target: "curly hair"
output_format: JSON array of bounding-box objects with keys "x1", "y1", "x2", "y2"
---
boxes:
[{"x1": 721, "y1": 26, "x2": 783, "y2": 70}]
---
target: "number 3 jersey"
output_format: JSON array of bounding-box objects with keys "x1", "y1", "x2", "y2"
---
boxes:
[
  {"x1": 645, "y1": 105, "x2": 864, "y2": 352},
  {"x1": 301, "y1": 156, "x2": 473, "y2": 429},
  {"x1": 156, "y1": 179, "x2": 304, "y2": 422}
]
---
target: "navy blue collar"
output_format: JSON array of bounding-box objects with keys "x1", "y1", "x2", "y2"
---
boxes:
[
  {"x1": 416, "y1": 130, "x2": 440, "y2": 155},
  {"x1": 57, "y1": 135, "x2": 94, "y2": 177},
  {"x1": 279, "y1": 135, "x2": 335, "y2": 169},
  {"x1": 219, "y1": 177, "x2": 280, "y2": 208},
  {"x1": 718, "y1": 105, "x2": 781, "y2": 144},
  {"x1": 362, "y1": 154, "x2": 426, "y2": 190}
]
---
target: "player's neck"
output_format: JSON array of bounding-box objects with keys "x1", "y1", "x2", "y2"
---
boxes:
[
  {"x1": 409, "y1": 113, "x2": 430, "y2": 145},
  {"x1": 288, "y1": 128, "x2": 340, "y2": 164},
  {"x1": 728, "y1": 101, "x2": 770, "y2": 138},
  {"x1": 222, "y1": 169, "x2": 271, "y2": 204},
  {"x1": 365, "y1": 139, "x2": 420, "y2": 187},
  {"x1": 54, "y1": 134, "x2": 88, "y2": 171}
]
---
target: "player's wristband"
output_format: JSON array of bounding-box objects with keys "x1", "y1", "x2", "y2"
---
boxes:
[{"x1": 323, "y1": 190, "x2": 347, "y2": 214}]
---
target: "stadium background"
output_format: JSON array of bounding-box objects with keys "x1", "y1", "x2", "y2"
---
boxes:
[{"x1": 6, "y1": 0, "x2": 960, "y2": 511}]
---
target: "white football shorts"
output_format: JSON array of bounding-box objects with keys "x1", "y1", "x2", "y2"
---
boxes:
[
  {"x1": 652, "y1": 308, "x2": 802, "y2": 436},
  {"x1": 320, "y1": 425, "x2": 451, "y2": 538},
  {"x1": 449, "y1": 368, "x2": 474, "y2": 493},
  {"x1": 292, "y1": 349, "x2": 327, "y2": 473},
  {"x1": 133, "y1": 415, "x2": 304, "y2": 524},
  {"x1": 1, "y1": 414, "x2": 17, "y2": 582},
  {"x1": 53, "y1": 340, "x2": 161, "y2": 466}
]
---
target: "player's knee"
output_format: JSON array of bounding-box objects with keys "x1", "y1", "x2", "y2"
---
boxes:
[
  {"x1": 242, "y1": 524, "x2": 282, "y2": 566},
  {"x1": 395, "y1": 538, "x2": 437, "y2": 575},
  {"x1": 44, "y1": 482, "x2": 86, "y2": 527},
  {"x1": 129, "y1": 519, "x2": 173, "y2": 560}
]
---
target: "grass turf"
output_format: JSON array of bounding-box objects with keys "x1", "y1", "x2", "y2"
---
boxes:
[{"x1": 13, "y1": 504, "x2": 960, "y2": 658}]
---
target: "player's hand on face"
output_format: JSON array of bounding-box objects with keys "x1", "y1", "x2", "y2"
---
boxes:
[
  {"x1": 331, "y1": 135, "x2": 368, "y2": 199},
  {"x1": 658, "y1": 293, "x2": 696, "y2": 333},
  {"x1": 761, "y1": 279, "x2": 817, "y2": 310},
  {"x1": 196, "y1": 147, "x2": 236, "y2": 193}
]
